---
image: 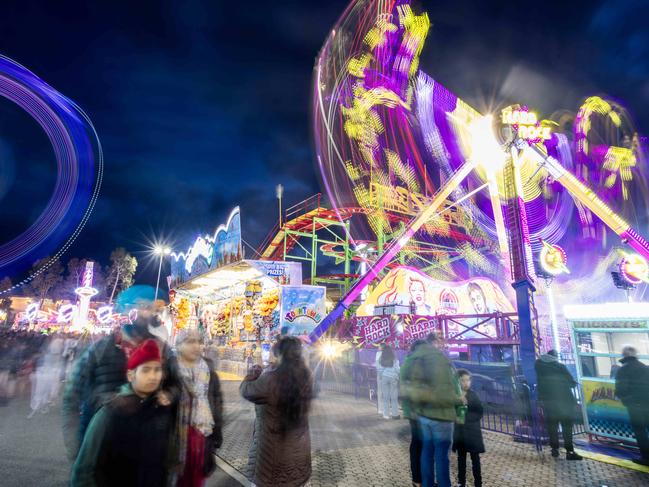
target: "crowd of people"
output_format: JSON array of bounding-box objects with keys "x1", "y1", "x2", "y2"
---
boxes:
[
  {"x1": 2, "y1": 320, "x2": 649, "y2": 486},
  {"x1": 0, "y1": 316, "x2": 314, "y2": 487}
]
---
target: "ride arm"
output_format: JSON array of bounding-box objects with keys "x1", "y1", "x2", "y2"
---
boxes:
[
  {"x1": 526, "y1": 142, "x2": 649, "y2": 260},
  {"x1": 309, "y1": 160, "x2": 477, "y2": 343}
]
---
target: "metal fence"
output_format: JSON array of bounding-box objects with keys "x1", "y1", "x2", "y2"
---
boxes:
[{"x1": 313, "y1": 356, "x2": 585, "y2": 450}]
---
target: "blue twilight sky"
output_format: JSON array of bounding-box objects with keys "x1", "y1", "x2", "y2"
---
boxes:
[{"x1": 0, "y1": 0, "x2": 647, "y2": 285}]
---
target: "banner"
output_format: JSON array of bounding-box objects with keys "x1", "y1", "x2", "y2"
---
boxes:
[
  {"x1": 280, "y1": 285, "x2": 326, "y2": 337},
  {"x1": 351, "y1": 313, "x2": 515, "y2": 349},
  {"x1": 582, "y1": 378, "x2": 635, "y2": 441},
  {"x1": 357, "y1": 266, "x2": 514, "y2": 317},
  {"x1": 170, "y1": 207, "x2": 243, "y2": 287},
  {"x1": 249, "y1": 260, "x2": 302, "y2": 285}
]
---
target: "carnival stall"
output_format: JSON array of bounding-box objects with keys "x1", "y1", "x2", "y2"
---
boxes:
[
  {"x1": 567, "y1": 302, "x2": 649, "y2": 443},
  {"x1": 168, "y1": 208, "x2": 327, "y2": 348}
]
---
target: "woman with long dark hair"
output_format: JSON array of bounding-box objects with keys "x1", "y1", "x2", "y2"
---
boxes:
[
  {"x1": 240, "y1": 336, "x2": 313, "y2": 487},
  {"x1": 377, "y1": 344, "x2": 400, "y2": 419}
]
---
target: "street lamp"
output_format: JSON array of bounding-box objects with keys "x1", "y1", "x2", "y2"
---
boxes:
[
  {"x1": 154, "y1": 245, "x2": 171, "y2": 301},
  {"x1": 276, "y1": 184, "x2": 284, "y2": 228}
]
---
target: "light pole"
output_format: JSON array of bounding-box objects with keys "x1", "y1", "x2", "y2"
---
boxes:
[
  {"x1": 154, "y1": 246, "x2": 171, "y2": 301},
  {"x1": 276, "y1": 184, "x2": 284, "y2": 228}
]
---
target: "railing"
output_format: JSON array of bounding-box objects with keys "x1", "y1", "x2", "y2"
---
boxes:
[
  {"x1": 285, "y1": 193, "x2": 322, "y2": 222},
  {"x1": 255, "y1": 193, "x2": 323, "y2": 258},
  {"x1": 438, "y1": 312, "x2": 520, "y2": 344}
]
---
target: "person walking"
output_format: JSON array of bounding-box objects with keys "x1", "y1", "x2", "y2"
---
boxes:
[
  {"x1": 28, "y1": 336, "x2": 64, "y2": 418},
  {"x1": 70, "y1": 339, "x2": 175, "y2": 487},
  {"x1": 535, "y1": 349, "x2": 582, "y2": 460},
  {"x1": 375, "y1": 343, "x2": 385, "y2": 415},
  {"x1": 615, "y1": 345, "x2": 649, "y2": 466},
  {"x1": 400, "y1": 339, "x2": 426, "y2": 487},
  {"x1": 62, "y1": 311, "x2": 180, "y2": 461},
  {"x1": 240, "y1": 336, "x2": 313, "y2": 487},
  {"x1": 402, "y1": 333, "x2": 464, "y2": 487},
  {"x1": 453, "y1": 369, "x2": 484, "y2": 487},
  {"x1": 377, "y1": 344, "x2": 400, "y2": 419},
  {"x1": 170, "y1": 329, "x2": 224, "y2": 487}
]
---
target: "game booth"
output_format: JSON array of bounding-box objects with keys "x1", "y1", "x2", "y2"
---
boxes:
[
  {"x1": 566, "y1": 302, "x2": 649, "y2": 445},
  {"x1": 168, "y1": 208, "x2": 327, "y2": 375}
]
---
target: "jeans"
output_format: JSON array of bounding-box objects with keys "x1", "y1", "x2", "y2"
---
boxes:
[
  {"x1": 409, "y1": 419, "x2": 422, "y2": 484},
  {"x1": 546, "y1": 416, "x2": 574, "y2": 452},
  {"x1": 380, "y1": 375, "x2": 399, "y2": 417},
  {"x1": 418, "y1": 416, "x2": 454, "y2": 487},
  {"x1": 457, "y1": 449, "x2": 481, "y2": 487}
]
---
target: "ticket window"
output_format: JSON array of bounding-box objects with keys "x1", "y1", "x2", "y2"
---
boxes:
[{"x1": 576, "y1": 331, "x2": 649, "y2": 379}]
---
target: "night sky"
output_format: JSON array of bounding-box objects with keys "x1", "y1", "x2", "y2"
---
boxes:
[{"x1": 0, "y1": 0, "x2": 647, "y2": 286}]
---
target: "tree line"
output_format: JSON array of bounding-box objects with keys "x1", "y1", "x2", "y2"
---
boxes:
[{"x1": 0, "y1": 247, "x2": 138, "y2": 306}]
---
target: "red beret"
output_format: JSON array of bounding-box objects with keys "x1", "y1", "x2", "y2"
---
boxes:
[{"x1": 127, "y1": 339, "x2": 162, "y2": 370}]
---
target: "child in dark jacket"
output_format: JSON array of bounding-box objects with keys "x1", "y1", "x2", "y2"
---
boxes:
[
  {"x1": 453, "y1": 369, "x2": 484, "y2": 487},
  {"x1": 71, "y1": 339, "x2": 173, "y2": 487}
]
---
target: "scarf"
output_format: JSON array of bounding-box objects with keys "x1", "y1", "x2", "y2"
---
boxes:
[{"x1": 175, "y1": 358, "x2": 214, "y2": 471}]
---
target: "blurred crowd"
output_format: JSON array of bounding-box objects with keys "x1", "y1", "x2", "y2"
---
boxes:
[{"x1": 2, "y1": 318, "x2": 648, "y2": 487}]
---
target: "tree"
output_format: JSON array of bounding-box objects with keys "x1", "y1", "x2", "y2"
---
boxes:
[
  {"x1": 106, "y1": 248, "x2": 138, "y2": 303},
  {"x1": 23, "y1": 257, "x2": 64, "y2": 305}
]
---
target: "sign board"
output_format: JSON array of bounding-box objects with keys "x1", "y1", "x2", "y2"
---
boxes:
[
  {"x1": 170, "y1": 207, "x2": 243, "y2": 287},
  {"x1": 280, "y1": 285, "x2": 326, "y2": 337},
  {"x1": 249, "y1": 260, "x2": 302, "y2": 285},
  {"x1": 581, "y1": 379, "x2": 636, "y2": 442}
]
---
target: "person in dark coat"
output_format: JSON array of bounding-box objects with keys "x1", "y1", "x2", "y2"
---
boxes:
[
  {"x1": 168, "y1": 329, "x2": 224, "y2": 487},
  {"x1": 535, "y1": 349, "x2": 582, "y2": 460},
  {"x1": 240, "y1": 336, "x2": 313, "y2": 487},
  {"x1": 615, "y1": 345, "x2": 649, "y2": 466},
  {"x1": 399, "y1": 339, "x2": 427, "y2": 487},
  {"x1": 62, "y1": 311, "x2": 180, "y2": 461},
  {"x1": 453, "y1": 369, "x2": 484, "y2": 487},
  {"x1": 70, "y1": 339, "x2": 174, "y2": 487}
]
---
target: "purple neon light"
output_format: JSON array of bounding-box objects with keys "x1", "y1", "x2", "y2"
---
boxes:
[{"x1": 0, "y1": 55, "x2": 102, "y2": 284}]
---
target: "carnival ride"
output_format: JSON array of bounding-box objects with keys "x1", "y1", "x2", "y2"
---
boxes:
[
  {"x1": 305, "y1": 0, "x2": 649, "y2": 344},
  {"x1": 0, "y1": 56, "x2": 102, "y2": 291}
]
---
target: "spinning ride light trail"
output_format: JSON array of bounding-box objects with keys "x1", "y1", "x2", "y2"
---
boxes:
[
  {"x1": 309, "y1": 0, "x2": 649, "y2": 343},
  {"x1": 0, "y1": 55, "x2": 102, "y2": 290}
]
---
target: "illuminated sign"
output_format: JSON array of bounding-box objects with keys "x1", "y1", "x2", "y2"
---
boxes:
[
  {"x1": 501, "y1": 107, "x2": 551, "y2": 141},
  {"x1": 539, "y1": 240, "x2": 569, "y2": 276},
  {"x1": 26, "y1": 303, "x2": 39, "y2": 321},
  {"x1": 619, "y1": 253, "x2": 649, "y2": 285},
  {"x1": 183, "y1": 237, "x2": 214, "y2": 274},
  {"x1": 57, "y1": 304, "x2": 77, "y2": 323},
  {"x1": 97, "y1": 305, "x2": 114, "y2": 324}
]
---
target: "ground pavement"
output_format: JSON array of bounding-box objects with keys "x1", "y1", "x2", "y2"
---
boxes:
[
  {"x1": 219, "y1": 381, "x2": 649, "y2": 487},
  {"x1": 1, "y1": 379, "x2": 647, "y2": 486},
  {"x1": 0, "y1": 395, "x2": 239, "y2": 487}
]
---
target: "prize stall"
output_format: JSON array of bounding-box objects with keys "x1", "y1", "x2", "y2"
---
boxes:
[
  {"x1": 566, "y1": 302, "x2": 649, "y2": 443},
  {"x1": 168, "y1": 208, "x2": 327, "y2": 371}
]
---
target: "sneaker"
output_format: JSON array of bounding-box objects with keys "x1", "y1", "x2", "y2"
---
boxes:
[
  {"x1": 631, "y1": 458, "x2": 649, "y2": 467},
  {"x1": 551, "y1": 449, "x2": 559, "y2": 458},
  {"x1": 391, "y1": 415, "x2": 401, "y2": 420},
  {"x1": 566, "y1": 452, "x2": 583, "y2": 461},
  {"x1": 383, "y1": 415, "x2": 390, "y2": 420}
]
